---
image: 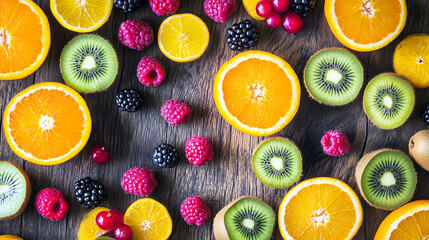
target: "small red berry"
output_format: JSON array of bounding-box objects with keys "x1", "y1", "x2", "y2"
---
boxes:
[
  {"x1": 91, "y1": 144, "x2": 110, "y2": 164},
  {"x1": 321, "y1": 130, "x2": 351, "y2": 156},
  {"x1": 185, "y1": 136, "x2": 214, "y2": 166},
  {"x1": 270, "y1": 0, "x2": 289, "y2": 12},
  {"x1": 96, "y1": 210, "x2": 124, "y2": 231},
  {"x1": 281, "y1": 12, "x2": 303, "y2": 34},
  {"x1": 180, "y1": 196, "x2": 211, "y2": 226},
  {"x1": 114, "y1": 224, "x2": 133, "y2": 240},
  {"x1": 256, "y1": 0, "x2": 273, "y2": 17},
  {"x1": 35, "y1": 188, "x2": 69, "y2": 221},
  {"x1": 265, "y1": 11, "x2": 281, "y2": 28}
]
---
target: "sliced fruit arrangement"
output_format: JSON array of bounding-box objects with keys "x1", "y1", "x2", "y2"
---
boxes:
[
  {"x1": 124, "y1": 198, "x2": 173, "y2": 240},
  {"x1": 60, "y1": 34, "x2": 118, "y2": 93},
  {"x1": 214, "y1": 196, "x2": 275, "y2": 240},
  {"x1": 304, "y1": 48, "x2": 364, "y2": 106},
  {"x1": 409, "y1": 130, "x2": 429, "y2": 171},
  {"x1": 278, "y1": 177, "x2": 363, "y2": 240},
  {"x1": 325, "y1": 0, "x2": 407, "y2": 52},
  {"x1": 393, "y1": 33, "x2": 429, "y2": 89},
  {"x1": 355, "y1": 149, "x2": 417, "y2": 210},
  {"x1": 78, "y1": 207, "x2": 110, "y2": 240},
  {"x1": 3, "y1": 82, "x2": 92, "y2": 165},
  {"x1": 252, "y1": 137, "x2": 302, "y2": 188},
  {"x1": 213, "y1": 51, "x2": 301, "y2": 136},
  {"x1": 158, "y1": 14, "x2": 209, "y2": 62},
  {"x1": 363, "y1": 74, "x2": 415, "y2": 129},
  {"x1": 50, "y1": 0, "x2": 113, "y2": 33},
  {"x1": 0, "y1": 161, "x2": 31, "y2": 220},
  {"x1": 374, "y1": 200, "x2": 429, "y2": 240},
  {"x1": 0, "y1": 0, "x2": 50, "y2": 80}
]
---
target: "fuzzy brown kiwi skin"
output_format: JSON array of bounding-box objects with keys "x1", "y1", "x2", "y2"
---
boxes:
[
  {"x1": 251, "y1": 137, "x2": 303, "y2": 189},
  {"x1": 354, "y1": 149, "x2": 417, "y2": 211},
  {"x1": 59, "y1": 34, "x2": 119, "y2": 94},
  {"x1": 362, "y1": 73, "x2": 415, "y2": 130},
  {"x1": 303, "y1": 47, "x2": 364, "y2": 106},
  {"x1": 0, "y1": 161, "x2": 31, "y2": 220}
]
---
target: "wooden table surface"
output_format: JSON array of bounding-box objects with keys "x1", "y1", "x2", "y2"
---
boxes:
[{"x1": 1, "y1": 0, "x2": 429, "y2": 239}]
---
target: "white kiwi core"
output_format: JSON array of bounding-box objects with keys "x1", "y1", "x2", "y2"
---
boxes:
[
  {"x1": 382, "y1": 95, "x2": 394, "y2": 109},
  {"x1": 0, "y1": 184, "x2": 10, "y2": 195},
  {"x1": 325, "y1": 69, "x2": 342, "y2": 84},
  {"x1": 81, "y1": 55, "x2": 97, "y2": 70},
  {"x1": 380, "y1": 172, "x2": 396, "y2": 187},
  {"x1": 270, "y1": 157, "x2": 284, "y2": 171},
  {"x1": 242, "y1": 218, "x2": 255, "y2": 229}
]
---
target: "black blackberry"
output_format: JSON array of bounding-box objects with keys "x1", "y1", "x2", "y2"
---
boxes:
[
  {"x1": 114, "y1": 0, "x2": 143, "y2": 12},
  {"x1": 153, "y1": 143, "x2": 180, "y2": 168},
  {"x1": 291, "y1": 0, "x2": 316, "y2": 18},
  {"x1": 226, "y1": 19, "x2": 259, "y2": 51},
  {"x1": 74, "y1": 177, "x2": 107, "y2": 209},
  {"x1": 116, "y1": 89, "x2": 143, "y2": 112},
  {"x1": 422, "y1": 103, "x2": 429, "y2": 125}
]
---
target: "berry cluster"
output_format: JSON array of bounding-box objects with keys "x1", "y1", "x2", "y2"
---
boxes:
[
  {"x1": 96, "y1": 209, "x2": 133, "y2": 240},
  {"x1": 226, "y1": 20, "x2": 260, "y2": 51},
  {"x1": 74, "y1": 177, "x2": 108, "y2": 209}
]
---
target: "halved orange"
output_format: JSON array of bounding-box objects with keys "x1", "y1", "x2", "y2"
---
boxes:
[
  {"x1": 325, "y1": 0, "x2": 407, "y2": 52},
  {"x1": 213, "y1": 51, "x2": 301, "y2": 136},
  {"x1": 0, "y1": 0, "x2": 51, "y2": 80},
  {"x1": 3, "y1": 82, "x2": 92, "y2": 165},
  {"x1": 278, "y1": 177, "x2": 363, "y2": 240},
  {"x1": 78, "y1": 207, "x2": 110, "y2": 240}
]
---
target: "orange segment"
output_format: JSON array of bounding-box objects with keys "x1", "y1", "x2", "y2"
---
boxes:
[
  {"x1": 279, "y1": 177, "x2": 363, "y2": 240},
  {"x1": 78, "y1": 207, "x2": 110, "y2": 240},
  {"x1": 325, "y1": 0, "x2": 407, "y2": 52},
  {"x1": 0, "y1": 0, "x2": 50, "y2": 80},
  {"x1": 214, "y1": 51, "x2": 300, "y2": 136},
  {"x1": 3, "y1": 82, "x2": 92, "y2": 165}
]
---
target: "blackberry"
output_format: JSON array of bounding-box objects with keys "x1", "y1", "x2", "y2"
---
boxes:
[
  {"x1": 116, "y1": 89, "x2": 143, "y2": 112},
  {"x1": 153, "y1": 143, "x2": 180, "y2": 168},
  {"x1": 114, "y1": 0, "x2": 143, "y2": 12},
  {"x1": 74, "y1": 177, "x2": 107, "y2": 209},
  {"x1": 422, "y1": 103, "x2": 429, "y2": 125},
  {"x1": 226, "y1": 19, "x2": 259, "y2": 51},
  {"x1": 291, "y1": 0, "x2": 316, "y2": 18}
]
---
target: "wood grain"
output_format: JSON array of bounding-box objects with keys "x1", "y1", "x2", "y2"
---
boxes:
[{"x1": 0, "y1": 0, "x2": 428, "y2": 239}]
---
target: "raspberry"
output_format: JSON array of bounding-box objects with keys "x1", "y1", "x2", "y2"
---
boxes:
[
  {"x1": 118, "y1": 20, "x2": 154, "y2": 51},
  {"x1": 180, "y1": 196, "x2": 211, "y2": 226},
  {"x1": 204, "y1": 0, "x2": 237, "y2": 23},
  {"x1": 35, "y1": 188, "x2": 69, "y2": 221},
  {"x1": 321, "y1": 130, "x2": 351, "y2": 156},
  {"x1": 121, "y1": 167, "x2": 157, "y2": 197},
  {"x1": 161, "y1": 100, "x2": 192, "y2": 126},
  {"x1": 149, "y1": 0, "x2": 180, "y2": 16},
  {"x1": 185, "y1": 136, "x2": 214, "y2": 166},
  {"x1": 137, "y1": 57, "x2": 166, "y2": 87}
]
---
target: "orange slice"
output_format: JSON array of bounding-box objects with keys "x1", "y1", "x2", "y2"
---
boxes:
[
  {"x1": 375, "y1": 200, "x2": 429, "y2": 240},
  {"x1": 278, "y1": 177, "x2": 363, "y2": 240},
  {"x1": 325, "y1": 0, "x2": 407, "y2": 52},
  {"x1": 124, "y1": 198, "x2": 173, "y2": 240},
  {"x1": 0, "y1": 0, "x2": 50, "y2": 80},
  {"x1": 78, "y1": 207, "x2": 110, "y2": 240},
  {"x1": 243, "y1": 0, "x2": 265, "y2": 21},
  {"x1": 213, "y1": 50, "x2": 301, "y2": 136},
  {"x1": 0, "y1": 236, "x2": 23, "y2": 240},
  {"x1": 3, "y1": 82, "x2": 92, "y2": 165}
]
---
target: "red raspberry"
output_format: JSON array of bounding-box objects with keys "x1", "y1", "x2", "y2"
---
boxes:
[
  {"x1": 149, "y1": 0, "x2": 180, "y2": 16},
  {"x1": 35, "y1": 188, "x2": 69, "y2": 221},
  {"x1": 121, "y1": 167, "x2": 157, "y2": 197},
  {"x1": 321, "y1": 130, "x2": 351, "y2": 156},
  {"x1": 137, "y1": 57, "x2": 166, "y2": 87},
  {"x1": 118, "y1": 20, "x2": 154, "y2": 51},
  {"x1": 185, "y1": 136, "x2": 214, "y2": 166},
  {"x1": 204, "y1": 0, "x2": 237, "y2": 23},
  {"x1": 180, "y1": 196, "x2": 211, "y2": 226},
  {"x1": 161, "y1": 100, "x2": 192, "y2": 126}
]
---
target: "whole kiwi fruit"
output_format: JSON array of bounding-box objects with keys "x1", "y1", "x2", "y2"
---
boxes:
[{"x1": 409, "y1": 130, "x2": 429, "y2": 171}]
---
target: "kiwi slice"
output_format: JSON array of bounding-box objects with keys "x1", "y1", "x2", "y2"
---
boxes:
[
  {"x1": 252, "y1": 137, "x2": 302, "y2": 188},
  {"x1": 0, "y1": 161, "x2": 31, "y2": 220},
  {"x1": 355, "y1": 149, "x2": 417, "y2": 210},
  {"x1": 214, "y1": 197, "x2": 275, "y2": 240},
  {"x1": 304, "y1": 48, "x2": 364, "y2": 106},
  {"x1": 363, "y1": 74, "x2": 415, "y2": 129},
  {"x1": 60, "y1": 34, "x2": 118, "y2": 93}
]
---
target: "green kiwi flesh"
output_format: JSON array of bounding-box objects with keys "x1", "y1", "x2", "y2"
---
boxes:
[
  {"x1": 304, "y1": 48, "x2": 364, "y2": 106},
  {"x1": 363, "y1": 74, "x2": 415, "y2": 129},
  {"x1": 95, "y1": 237, "x2": 116, "y2": 240},
  {"x1": 252, "y1": 137, "x2": 302, "y2": 188},
  {"x1": 60, "y1": 35, "x2": 118, "y2": 93},
  {"x1": 0, "y1": 161, "x2": 31, "y2": 220},
  {"x1": 356, "y1": 149, "x2": 416, "y2": 210}
]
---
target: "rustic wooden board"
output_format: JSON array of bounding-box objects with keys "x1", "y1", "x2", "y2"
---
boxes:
[{"x1": 0, "y1": 0, "x2": 428, "y2": 239}]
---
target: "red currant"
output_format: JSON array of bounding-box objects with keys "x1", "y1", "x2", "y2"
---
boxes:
[
  {"x1": 114, "y1": 224, "x2": 133, "y2": 240},
  {"x1": 270, "y1": 0, "x2": 290, "y2": 12},
  {"x1": 265, "y1": 11, "x2": 281, "y2": 28},
  {"x1": 256, "y1": 0, "x2": 273, "y2": 17},
  {"x1": 96, "y1": 210, "x2": 124, "y2": 231},
  {"x1": 91, "y1": 144, "x2": 110, "y2": 164},
  {"x1": 281, "y1": 12, "x2": 303, "y2": 34}
]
